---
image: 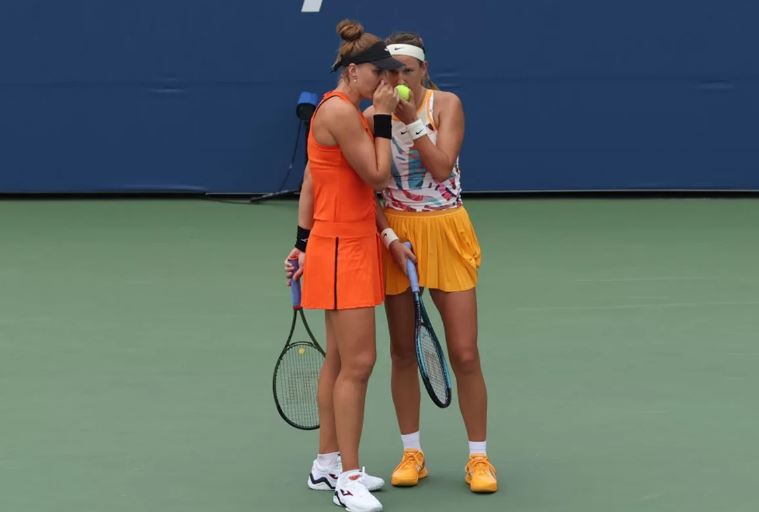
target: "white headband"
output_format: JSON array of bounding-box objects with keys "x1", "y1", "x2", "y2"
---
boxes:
[{"x1": 387, "y1": 43, "x2": 426, "y2": 62}]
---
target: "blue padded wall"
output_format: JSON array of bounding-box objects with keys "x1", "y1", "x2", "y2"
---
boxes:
[{"x1": 1, "y1": 1, "x2": 757, "y2": 193}]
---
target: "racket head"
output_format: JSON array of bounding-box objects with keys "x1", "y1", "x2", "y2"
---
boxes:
[
  {"x1": 403, "y1": 242, "x2": 452, "y2": 407},
  {"x1": 415, "y1": 299, "x2": 453, "y2": 408},
  {"x1": 272, "y1": 340, "x2": 323, "y2": 430}
]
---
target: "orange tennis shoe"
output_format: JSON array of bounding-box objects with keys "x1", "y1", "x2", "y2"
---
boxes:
[
  {"x1": 391, "y1": 449, "x2": 428, "y2": 487},
  {"x1": 465, "y1": 454, "x2": 498, "y2": 493}
]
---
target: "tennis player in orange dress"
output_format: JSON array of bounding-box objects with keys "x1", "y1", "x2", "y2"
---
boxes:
[{"x1": 284, "y1": 19, "x2": 402, "y2": 512}]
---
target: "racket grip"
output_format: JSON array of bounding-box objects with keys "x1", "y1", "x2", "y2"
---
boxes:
[
  {"x1": 403, "y1": 242, "x2": 420, "y2": 293},
  {"x1": 289, "y1": 259, "x2": 302, "y2": 309}
]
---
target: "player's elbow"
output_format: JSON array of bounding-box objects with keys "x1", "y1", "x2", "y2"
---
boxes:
[
  {"x1": 426, "y1": 155, "x2": 455, "y2": 182},
  {"x1": 429, "y1": 165, "x2": 453, "y2": 182},
  {"x1": 368, "y1": 172, "x2": 390, "y2": 191}
]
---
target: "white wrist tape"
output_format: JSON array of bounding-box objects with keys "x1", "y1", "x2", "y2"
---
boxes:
[
  {"x1": 406, "y1": 118, "x2": 428, "y2": 141},
  {"x1": 380, "y1": 228, "x2": 399, "y2": 249}
]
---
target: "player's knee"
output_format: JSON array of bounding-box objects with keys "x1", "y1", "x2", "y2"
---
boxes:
[
  {"x1": 390, "y1": 343, "x2": 416, "y2": 368},
  {"x1": 449, "y1": 348, "x2": 480, "y2": 375},
  {"x1": 343, "y1": 351, "x2": 376, "y2": 381}
]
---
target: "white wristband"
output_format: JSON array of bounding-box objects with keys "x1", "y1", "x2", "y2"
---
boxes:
[
  {"x1": 406, "y1": 119, "x2": 428, "y2": 141},
  {"x1": 380, "y1": 228, "x2": 399, "y2": 249}
]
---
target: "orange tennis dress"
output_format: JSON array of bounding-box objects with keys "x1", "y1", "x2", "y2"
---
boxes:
[{"x1": 301, "y1": 91, "x2": 384, "y2": 310}]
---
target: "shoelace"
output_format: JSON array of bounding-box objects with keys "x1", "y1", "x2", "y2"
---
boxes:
[
  {"x1": 398, "y1": 452, "x2": 423, "y2": 471},
  {"x1": 468, "y1": 456, "x2": 494, "y2": 476}
]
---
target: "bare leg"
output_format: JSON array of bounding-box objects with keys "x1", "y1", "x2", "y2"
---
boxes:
[
  {"x1": 317, "y1": 311, "x2": 340, "y2": 454},
  {"x1": 385, "y1": 291, "x2": 421, "y2": 435},
  {"x1": 328, "y1": 307, "x2": 377, "y2": 471},
  {"x1": 430, "y1": 288, "x2": 487, "y2": 441}
]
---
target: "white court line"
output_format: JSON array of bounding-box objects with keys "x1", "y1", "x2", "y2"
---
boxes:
[
  {"x1": 515, "y1": 300, "x2": 759, "y2": 312},
  {"x1": 301, "y1": 0, "x2": 323, "y2": 12}
]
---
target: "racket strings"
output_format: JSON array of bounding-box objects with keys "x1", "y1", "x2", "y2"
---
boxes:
[
  {"x1": 418, "y1": 325, "x2": 449, "y2": 401},
  {"x1": 274, "y1": 343, "x2": 323, "y2": 428}
]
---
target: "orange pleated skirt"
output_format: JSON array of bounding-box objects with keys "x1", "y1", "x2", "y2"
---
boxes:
[{"x1": 301, "y1": 220, "x2": 385, "y2": 310}]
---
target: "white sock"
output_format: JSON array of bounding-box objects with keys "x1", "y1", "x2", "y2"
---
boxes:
[
  {"x1": 469, "y1": 440, "x2": 487, "y2": 456},
  {"x1": 401, "y1": 431, "x2": 422, "y2": 451},
  {"x1": 316, "y1": 451, "x2": 339, "y2": 469}
]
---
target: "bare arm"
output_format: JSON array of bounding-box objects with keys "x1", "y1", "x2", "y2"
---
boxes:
[
  {"x1": 375, "y1": 199, "x2": 390, "y2": 232},
  {"x1": 396, "y1": 92, "x2": 465, "y2": 182},
  {"x1": 298, "y1": 164, "x2": 314, "y2": 229},
  {"x1": 364, "y1": 105, "x2": 376, "y2": 132},
  {"x1": 315, "y1": 82, "x2": 398, "y2": 190},
  {"x1": 330, "y1": 104, "x2": 392, "y2": 190},
  {"x1": 284, "y1": 164, "x2": 312, "y2": 282},
  {"x1": 375, "y1": 198, "x2": 416, "y2": 268},
  {"x1": 364, "y1": 108, "x2": 388, "y2": 231}
]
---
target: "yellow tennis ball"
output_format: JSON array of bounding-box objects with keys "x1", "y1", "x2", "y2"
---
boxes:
[
  {"x1": 298, "y1": 347, "x2": 305, "y2": 355},
  {"x1": 395, "y1": 84, "x2": 411, "y2": 102}
]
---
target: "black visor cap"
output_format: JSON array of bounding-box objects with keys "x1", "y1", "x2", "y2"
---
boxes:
[{"x1": 333, "y1": 41, "x2": 404, "y2": 71}]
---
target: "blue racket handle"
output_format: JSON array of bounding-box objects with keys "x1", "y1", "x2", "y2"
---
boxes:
[
  {"x1": 404, "y1": 242, "x2": 420, "y2": 293},
  {"x1": 289, "y1": 259, "x2": 302, "y2": 309}
]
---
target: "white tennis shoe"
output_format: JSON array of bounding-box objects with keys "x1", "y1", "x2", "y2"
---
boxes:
[
  {"x1": 332, "y1": 470, "x2": 383, "y2": 512},
  {"x1": 307, "y1": 458, "x2": 385, "y2": 492}
]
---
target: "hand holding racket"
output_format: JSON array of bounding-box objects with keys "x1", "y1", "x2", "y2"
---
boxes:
[
  {"x1": 273, "y1": 259, "x2": 325, "y2": 430},
  {"x1": 404, "y1": 242, "x2": 452, "y2": 408},
  {"x1": 387, "y1": 238, "x2": 416, "y2": 272},
  {"x1": 284, "y1": 248, "x2": 305, "y2": 283}
]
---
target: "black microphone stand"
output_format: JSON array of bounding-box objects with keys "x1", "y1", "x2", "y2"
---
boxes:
[{"x1": 250, "y1": 92, "x2": 317, "y2": 203}]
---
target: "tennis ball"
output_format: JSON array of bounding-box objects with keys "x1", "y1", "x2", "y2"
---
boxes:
[
  {"x1": 298, "y1": 347, "x2": 305, "y2": 355},
  {"x1": 395, "y1": 84, "x2": 411, "y2": 102}
]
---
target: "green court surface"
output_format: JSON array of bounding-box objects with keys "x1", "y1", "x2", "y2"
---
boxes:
[{"x1": 1, "y1": 198, "x2": 758, "y2": 512}]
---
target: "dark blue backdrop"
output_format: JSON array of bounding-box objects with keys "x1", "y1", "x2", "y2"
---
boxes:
[{"x1": 1, "y1": 1, "x2": 757, "y2": 193}]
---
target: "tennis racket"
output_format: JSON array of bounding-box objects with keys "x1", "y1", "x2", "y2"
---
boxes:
[
  {"x1": 404, "y1": 242, "x2": 452, "y2": 408},
  {"x1": 273, "y1": 260, "x2": 325, "y2": 430}
]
